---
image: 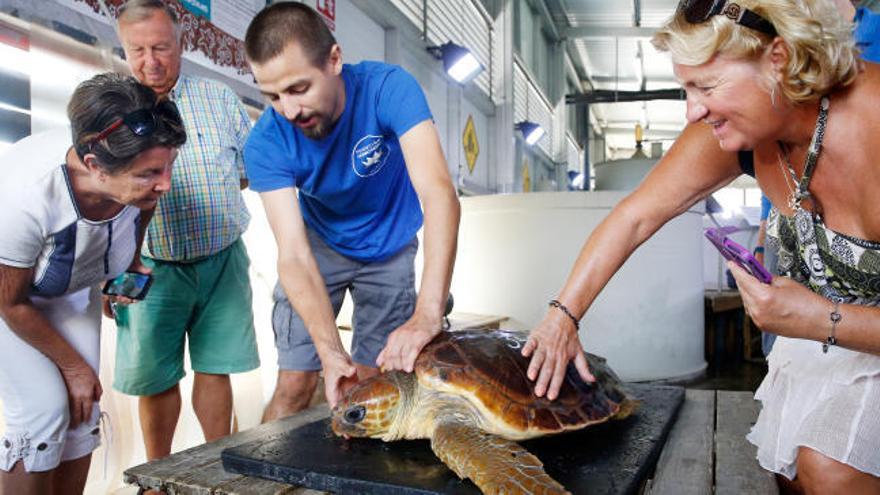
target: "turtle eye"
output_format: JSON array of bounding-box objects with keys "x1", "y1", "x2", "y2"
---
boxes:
[{"x1": 344, "y1": 405, "x2": 366, "y2": 424}]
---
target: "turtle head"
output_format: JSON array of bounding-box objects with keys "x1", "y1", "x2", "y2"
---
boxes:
[{"x1": 332, "y1": 372, "x2": 410, "y2": 439}]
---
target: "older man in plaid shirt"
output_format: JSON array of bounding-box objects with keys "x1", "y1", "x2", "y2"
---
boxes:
[{"x1": 110, "y1": 0, "x2": 259, "y2": 461}]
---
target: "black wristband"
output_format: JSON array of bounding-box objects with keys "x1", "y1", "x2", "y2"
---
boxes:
[{"x1": 549, "y1": 299, "x2": 579, "y2": 331}]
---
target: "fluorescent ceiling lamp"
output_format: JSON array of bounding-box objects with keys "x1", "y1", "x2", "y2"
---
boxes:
[
  {"x1": 0, "y1": 101, "x2": 30, "y2": 115},
  {"x1": 0, "y1": 43, "x2": 29, "y2": 76},
  {"x1": 446, "y1": 50, "x2": 481, "y2": 83},
  {"x1": 516, "y1": 120, "x2": 545, "y2": 146},
  {"x1": 427, "y1": 42, "x2": 483, "y2": 84}
]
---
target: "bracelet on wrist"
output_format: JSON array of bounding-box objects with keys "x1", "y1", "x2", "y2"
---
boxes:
[
  {"x1": 753, "y1": 246, "x2": 765, "y2": 255},
  {"x1": 822, "y1": 300, "x2": 842, "y2": 353},
  {"x1": 549, "y1": 299, "x2": 579, "y2": 331}
]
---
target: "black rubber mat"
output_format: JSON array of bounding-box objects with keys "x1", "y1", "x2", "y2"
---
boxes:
[{"x1": 222, "y1": 383, "x2": 684, "y2": 494}]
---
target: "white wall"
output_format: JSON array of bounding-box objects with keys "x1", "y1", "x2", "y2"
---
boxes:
[
  {"x1": 451, "y1": 191, "x2": 707, "y2": 382},
  {"x1": 458, "y1": 97, "x2": 491, "y2": 191},
  {"x1": 398, "y1": 45, "x2": 453, "y2": 166},
  {"x1": 335, "y1": 0, "x2": 385, "y2": 63}
]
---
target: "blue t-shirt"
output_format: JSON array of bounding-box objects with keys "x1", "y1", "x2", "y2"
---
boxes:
[
  {"x1": 245, "y1": 61, "x2": 432, "y2": 262},
  {"x1": 855, "y1": 6, "x2": 880, "y2": 63},
  {"x1": 760, "y1": 194, "x2": 772, "y2": 221}
]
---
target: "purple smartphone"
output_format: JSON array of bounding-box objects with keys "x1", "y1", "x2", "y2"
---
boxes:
[{"x1": 704, "y1": 227, "x2": 773, "y2": 284}]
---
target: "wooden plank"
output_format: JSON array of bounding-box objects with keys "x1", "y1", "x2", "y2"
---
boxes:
[
  {"x1": 214, "y1": 475, "x2": 317, "y2": 495},
  {"x1": 648, "y1": 389, "x2": 714, "y2": 495},
  {"x1": 715, "y1": 391, "x2": 778, "y2": 495},
  {"x1": 161, "y1": 458, "x2": 301, "y2": 495},
  {"x1": 124, "y1": 405, "x2": 330, "y2": 494}
]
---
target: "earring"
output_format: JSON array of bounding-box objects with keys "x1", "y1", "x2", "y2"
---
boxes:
[{"x1": 770, "y1": 84, "x2": 777, "y2": 108}]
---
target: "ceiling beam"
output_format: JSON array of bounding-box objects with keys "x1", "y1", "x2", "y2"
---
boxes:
[
  {"x1": 563, "y1": 26, "x2": 658, "y2": 39},
  {"x1": 566, "y1": 88, "x2": 685, "y2": 105},
  {"x1": 534, "y1": 0, "x2": 560, "y2": 40},
  {"x1": 603, "y1": 127, "x2": 682, "y2": 139}
]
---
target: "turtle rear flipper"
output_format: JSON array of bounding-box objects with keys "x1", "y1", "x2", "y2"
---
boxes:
[{"x1": 431, "y1": 421, "x2": 570, "y2": 495}]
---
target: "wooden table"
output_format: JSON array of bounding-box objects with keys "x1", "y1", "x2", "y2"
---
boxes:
[
  {"x1": 124, "y1": 389, "x2": 777, "y2": 494},
  {"x1": 646, "y1": 389, "x2": 778, "y2": 495}
]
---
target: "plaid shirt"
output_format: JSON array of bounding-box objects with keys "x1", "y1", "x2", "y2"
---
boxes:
[{"x1": 143, "y1": 75, "x2": 251, "y2": 261}]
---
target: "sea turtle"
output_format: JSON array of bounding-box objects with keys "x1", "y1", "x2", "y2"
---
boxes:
[{"x1": 331, "y1": 329, "x2": 635, "y2": 495}]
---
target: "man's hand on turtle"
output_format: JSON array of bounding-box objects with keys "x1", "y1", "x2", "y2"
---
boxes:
[
  {"x1": 376, "y1": 312, "x2": 442, "y2": 373},
  {"x1": 321, "y1": 350, "x2": 358, "y2": 408},
  {"x1": 523, "y1": 310, "x2": 594, "y2": 401}
]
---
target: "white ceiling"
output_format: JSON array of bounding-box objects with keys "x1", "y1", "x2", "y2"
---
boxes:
[{"x1": 547, "y1": 0, "x2": 688, "y2": 153}]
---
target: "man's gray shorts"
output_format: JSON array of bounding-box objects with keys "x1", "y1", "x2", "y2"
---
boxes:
[{"x1": 271, "y1": 229, "x2": 417, "y2": 371}]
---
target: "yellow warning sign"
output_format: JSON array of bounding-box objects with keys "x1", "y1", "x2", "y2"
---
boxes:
[
  {"x1": 462, "y1": 115, "x2": 479, "y2": 174},
  {"x1": 522, "y1": 158, "x2": 531, "y2": 192}
]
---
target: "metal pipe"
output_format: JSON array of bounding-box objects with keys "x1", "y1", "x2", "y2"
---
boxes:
[{"x1": 565, "y1": 88, "x2": 685, "y2": 105}]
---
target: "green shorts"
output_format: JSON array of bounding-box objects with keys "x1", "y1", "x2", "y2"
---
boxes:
[{"x1": 113, "y1": 239, "x2": 260, "y2": 396}]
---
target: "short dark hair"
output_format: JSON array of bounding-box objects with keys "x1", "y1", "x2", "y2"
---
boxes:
[
  {"x1": 244, "y1": 2, "x2": 337, "y2": 67},
  {"x1": 69, "y1": 73, "x2": 187, "y2": 173}
]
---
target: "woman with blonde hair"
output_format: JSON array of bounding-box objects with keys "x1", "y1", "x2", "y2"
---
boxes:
[{"x1": 522, "y1": 1, "x2": 880, "y2": 491}]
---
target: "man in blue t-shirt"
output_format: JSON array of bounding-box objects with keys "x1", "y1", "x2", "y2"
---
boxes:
[
  {"x1": 837, "y1": 1, "x2": 880, "y2": 62},
  {"x1": 243, "y1": 2, "x2": 460, "y2": 421}
]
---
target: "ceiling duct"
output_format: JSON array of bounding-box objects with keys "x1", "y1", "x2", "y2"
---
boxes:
[{"x1": 565, "y1": 88, "x2": 685, "y2": 105}]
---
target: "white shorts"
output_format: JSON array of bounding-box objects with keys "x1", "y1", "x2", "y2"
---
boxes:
[
  {"x1": 0, "y1": 287, "x2": 102, "y2": 472},
  {"x1": 748, "y1": 336, "x2": 880, "y2": 479}
]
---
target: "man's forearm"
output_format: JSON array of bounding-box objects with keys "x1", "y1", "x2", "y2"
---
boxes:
[{"x1": 414, "y1": 191, "x2": 460, "y2": 319}]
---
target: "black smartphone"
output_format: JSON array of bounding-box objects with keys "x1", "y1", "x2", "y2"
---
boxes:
[{"x1": 102, "y1": 271, "x2": 153, "y2": 300}]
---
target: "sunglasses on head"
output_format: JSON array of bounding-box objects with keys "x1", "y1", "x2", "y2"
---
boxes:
[
  {"x1": 88, "y1": 99, "x2": 182, "y2": 147},
  {"x1": 679, "y1": 0, "x2": 777, "y2": 36}
]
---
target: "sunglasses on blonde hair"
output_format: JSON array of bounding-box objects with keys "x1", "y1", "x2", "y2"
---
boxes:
[{"x1": 679, "y1": 0, "x2": 777, "y2": 36}]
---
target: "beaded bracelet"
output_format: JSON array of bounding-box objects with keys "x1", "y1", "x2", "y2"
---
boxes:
[
  {"x1": 822, "y1": 301, "x2": 842, "y2": 353},
  {"x1": 549, "y1": 299, "x2": 579, "y2": 331}
]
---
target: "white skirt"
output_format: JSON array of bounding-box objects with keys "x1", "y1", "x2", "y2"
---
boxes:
[{"x1": 747, "y1": 336, "x2": 880, "y2": 480}]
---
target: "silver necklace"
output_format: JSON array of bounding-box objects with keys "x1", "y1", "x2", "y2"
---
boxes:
[
  {"x1": 776, "y1": 144, "x2": 800, "y2": 211},
  {"x1": 775, "y1": 96, "x2": 830, "y2": 214}
]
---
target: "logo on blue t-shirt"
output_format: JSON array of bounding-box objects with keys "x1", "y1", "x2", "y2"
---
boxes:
[{"x1": 351, "y1": 135, "x2": 390, "y2": 177}]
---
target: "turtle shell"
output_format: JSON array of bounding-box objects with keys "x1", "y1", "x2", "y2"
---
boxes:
[{"x1": 413, "y1": 329, "x2": 630, "y2": 437}]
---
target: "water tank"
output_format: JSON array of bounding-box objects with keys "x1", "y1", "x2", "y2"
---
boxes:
[
  {"x1": 450, "y1": 191, "x2": 706, "y2": 382},
  {"x1": 593, "y1": 156, "x2": 658, "y2": 191}
]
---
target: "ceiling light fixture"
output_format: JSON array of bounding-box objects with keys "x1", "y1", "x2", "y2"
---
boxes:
[
  {"x1": 516, "y1": 120, "x2": 545, "y2": 146},
  {"x1": 426, "y1": 42, "x2": 483, "y2": 84}
]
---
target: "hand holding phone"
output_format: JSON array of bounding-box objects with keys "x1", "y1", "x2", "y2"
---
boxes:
[
  {"x1": 102, "y1": 271, "x2": 153, "y2": 300},
  {"x1": 704, "y1": 228, "x2": 772, "y2": 284}
]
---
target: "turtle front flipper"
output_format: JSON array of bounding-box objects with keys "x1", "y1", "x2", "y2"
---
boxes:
[{"x1": 431, "y1": 421, "x2": 570, "y2": 495}]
